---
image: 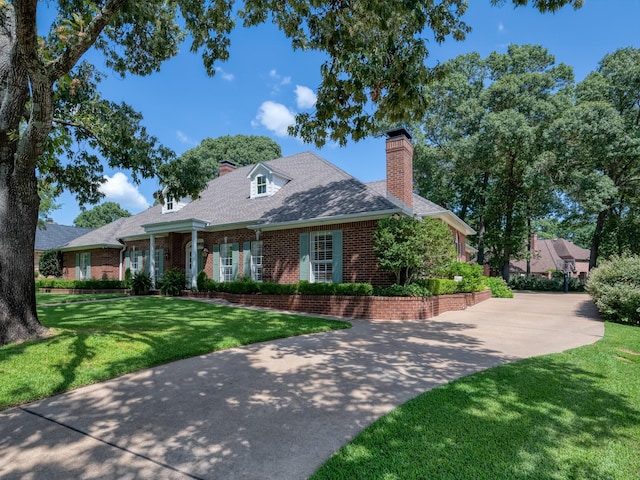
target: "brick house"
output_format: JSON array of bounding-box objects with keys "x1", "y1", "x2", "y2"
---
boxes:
[
  {"x1": 35, "y1": 221, "x2": 93, "y2": 274},
  {"x1": 60, "y1": 129, "x2": 475, "y2": 288},
  {"x1": 509, "y1": 234, "x2": 591, "y2": 280}
]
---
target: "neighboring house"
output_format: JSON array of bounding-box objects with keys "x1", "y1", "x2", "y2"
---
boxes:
[
  {"x1": 60, "y1": 129, "x2": 475, "y2": 287},
  {"x1": 510, "y1": 234, "x2": 591, "y2": 280},
  {"x1": 34, "y1": 221, "x2": 93, "y2": 273}
]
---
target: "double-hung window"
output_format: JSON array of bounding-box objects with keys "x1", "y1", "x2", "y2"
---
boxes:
[
  {"x1": 250, "y1": 241, "x2": 263, "y2": 282},
  {"x1": 256, "y1": 175, "x2": 267, "y2": 195},
  {"x1": 78, "y1": 252, "x2": 91, "y2": 279},
  {"x1": 220, "y1": 243, "x2": 234, "y2": 282},
  {"x1": 311, "y1": 232, "x2": 333, "y2": 283}
]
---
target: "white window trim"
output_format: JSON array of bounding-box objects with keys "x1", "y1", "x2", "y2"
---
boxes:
[
  {"x1": 220, "y1": 243, "x2": 234, "y2": 282},
  {"x1": 310, "y1": 231, "x2": 333, "y2": 283},
  {"x1": 250, "y1": 241, "x2": 263, "y2": 282}
]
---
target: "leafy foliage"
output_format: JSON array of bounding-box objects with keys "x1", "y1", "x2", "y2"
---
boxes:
[
  {"x1": 373, "y1": 217, "x2": 457, "y2": 286},
  {"x1": 158, "y1": 135, "x2": 282, "y2": 202},
  {"x1": 448, "y1": 261, "x2": 484, "y2": 293},
  {"x1": 130, "y1": 271, "x2": 152, "y2": 295},
  {"x1": 73, "y1": 202, "x2": 131, "y2": 228},
  {"x1": 483, "y1": 277, "x2": 514, "y2": 298},
  {"x1": 510, "y1": 275, "x2": 585, "y2": 292},
  {"x1": 374, "y1": 283, "x2": 432, "y2": 297},
  {"x1": 38, "y1": 250, "x2": 63, "y2": 278},
  {"x1": 159, "y1": 268, "x2": 186, "y2": 296},
  {"x1": 587, "y1": 255, "x2": 640, "y2": 325},
  {"x1": 35, "y1": 279, "x2": 126, "y2": 289}
]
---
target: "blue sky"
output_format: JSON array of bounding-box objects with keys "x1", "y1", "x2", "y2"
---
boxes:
[{"x1": 45, "y1": 1, "x2": 640, "y2": 225}]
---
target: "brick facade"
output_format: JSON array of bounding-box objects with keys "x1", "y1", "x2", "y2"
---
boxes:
[
  {"x1": 385, "y1": 131, "x2": 414, "y2": 209},
  {"x1": 185, "y1": 289, "x2": 493, "y2": 321},
  {"x1": 62, "y1": 248, "x2": 120, "y2": 280}
]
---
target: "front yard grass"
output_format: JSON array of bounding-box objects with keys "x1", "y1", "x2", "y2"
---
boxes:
[
  {"x1": 312, "y1": 321, "x2": 640, "y2": 480},
  {"x1": 36, "y1": 292, "x2": 129, "y2": 304},
  {"x1": 0, "y1": 297, "x2": 349, "y2": 410}
]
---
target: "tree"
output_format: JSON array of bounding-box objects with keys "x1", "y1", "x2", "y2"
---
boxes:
[
  {"x1": 545, "y1": 48, "x2": 640, "y2": 268},
  {"x1": 73, "y1": 201, "x2": 131, "y2": 228},
  {"x1": 37, "y1": 180, "x2": 61, "y2": 229},
  {"x1": 0, "y1": 0, "x2": 583, "y2": 345},
  {"x1": 373, "y1": 216, "x2": 456, "y2": 286},
  {"x1": 413, "y1": 45, "x2": 573, "y2": 281},
  {"x1": 38, "y1": 249, "x2": 62, "y2": 277},
  {"x1": 158, "y1": 135, "x2": 282, "y2": 201}
]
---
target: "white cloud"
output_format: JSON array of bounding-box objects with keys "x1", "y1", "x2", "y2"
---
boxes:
[
  {"x1": 295, "y1": 85, "x2": 317, "y2": 109},
  {"x1": 281, "y1": 76, "x2": 292, "y2": 85},
  {"x1": 176, "y1": 130, "x2": 197, "y2": 146},
  {"x1": 253, "y1": 101, "x2": 295, "y2": 137},
  {"x1": 99, "y1": 172, "x2": 150, "y2": 211},
  {"x1": 498, "y1": 22, "x2": 505, "y2": 32},
  {"x1": 215, "y1": 66, "x2": 235, "y2": 81}
]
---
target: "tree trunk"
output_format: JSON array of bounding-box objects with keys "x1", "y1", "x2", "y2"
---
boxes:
[
  {"x1": 589, "y1": 209, "x2": 608, "y2": 270},
  {"x1": 0, "y1": 168, "x2": 48, "y2": 345},
  {"x1": 526, "y1": 217, "x2": 532, "y2": 277}
]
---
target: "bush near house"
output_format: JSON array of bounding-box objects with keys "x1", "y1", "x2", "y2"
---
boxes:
[
  {"x1": 38, "y1": 249, "x2": 63, "y2": 278},
  {"x1": 448, "y1": 262, "x2": 484, "y2": 293},
  {"x1": 36, "y1": 279, "x2": 126, "y2": 289},
  {"x1": 159, "y1": 268, "x2": 186, "y2": 296},
  {"x1": 510, "y1": 275, "x2": 585, "y2": 292},
  {"x1": 587, "y1": 254, "x2": 640, "y2": 326},
  {"x1": 483, "y1": 277, "x2": 514, "y2": 298}
]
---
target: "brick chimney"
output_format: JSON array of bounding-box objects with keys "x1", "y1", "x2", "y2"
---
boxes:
[
  {"x1": 219, "y1": 160, "x2": 237, "y2": 176},
  {"x1": 386, "y1": 128, "x2": 414, "y2": 209}
]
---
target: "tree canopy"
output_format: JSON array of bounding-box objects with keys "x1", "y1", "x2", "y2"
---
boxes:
[
  {"x1": 158, "y1": 135, "x2": 282, "y2": 201},
  {"x1": 0, "y1": 0, "x2": 584, "y2": 344},
  {"x1": 73, "y1": 201, "x2": 131, "y2": 228}
]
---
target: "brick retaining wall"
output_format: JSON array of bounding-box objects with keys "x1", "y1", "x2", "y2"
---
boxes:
[{"x1": 185, "y1": 289, "x2": 493, "y2": 320}]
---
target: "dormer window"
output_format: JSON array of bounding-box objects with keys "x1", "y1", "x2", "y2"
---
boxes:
[
  {"x1": 247, "y1": 162, "x2": 291, "y2": 200},
  {"x1": 160, "y1": 188, "x2": 190, "y2": 214},
  {"x1": 256, "y1": 175, "x2": 267, "y2": 196},
  {"x1": 166, "y1": 198, "x2": 174, "y2": 211}
]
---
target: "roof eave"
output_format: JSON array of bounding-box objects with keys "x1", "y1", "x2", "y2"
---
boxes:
[{"x1": 248, "y1": 209, "x2": 403, "y2": 232}]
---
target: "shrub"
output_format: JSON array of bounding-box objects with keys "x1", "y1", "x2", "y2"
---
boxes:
[
  {"x1": 38, "y1": 249, "x2": 63, "y2": 277},
  {"x1": 448, "y1": 262, "x2": 484, "y2": 293},
  {"x1": 124, "y1": 268, "x2": 132, "y2": 288},
  {"x1": 160, "y1": 268, "x2": 186, "y2": 296},
  {"x1": 224, "y1": 277, "x2": 260, "y2": 294},
  {"x1": 131, "y1": 271, "x2": 152, "y2": 295},
  {"x1": 334, "y1": 283, "x2": 374, "y2": 296},
  {"x1": 422, "y1": 278, "x2": 458, "y2": 295},
  {"x1": 509, "y1": 275, "x2": 586, "y2": 292},
  {"x1": 258, "y1": 282, "x2": 299, "y2": 295},
  {"x1": 374, "y1": 283, "x2": 431, "y2": 297},
  {"x1": 484, "y1": 277, "x2": 514, "y2": 298},
  {"x1": 586, "y1": 254, "x2": 640, "y2": 325},
  {"x1": 197, "y1": 270, "x2": 209, "y2": 291},
  {"x1": 35, "y1": 279, "x2": 126, "y2": 289},
  {"x1": 297, "y1": 281, "x2": 336, "y2": 296}
]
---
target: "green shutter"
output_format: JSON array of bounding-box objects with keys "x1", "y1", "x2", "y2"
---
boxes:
[
  {"x1": 157, "y1": 249, "x2": 164, "y2": 279},
  {"x1": 75, "y1": 253, "x2": 80, "y2": 280},
  {"x1": 213, "y1": 245, "x2": 220, "y2": 281},
  {"x1": 332, "y1": 230, "x2": 343, "y2": 284},
  {"x1": 137, "y1": 251, "x2": 143, "y2": 274},
  {"x1": 144, "y1": 250, "x2": 150, "y2": 273},
  {"x1": 232, "y1": 242, "x2": 239, "y2": 280},
  {"x1": 299, "y1": 232, "x2": 310, "y2": 281},
  {"x1": 124, "y1": 252, "x2": 130, "y2": 271},
  {"x1": 243, "y1": 242, "x2": 251, "y2": 278},
  {"x1": 198, "y1": 247, "x2": 204, "y2": 272},
  {"x1": 86, "y1": 253, "x2": 91, "y2": 279}
]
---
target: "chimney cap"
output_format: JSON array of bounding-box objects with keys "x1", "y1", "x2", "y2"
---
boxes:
[
  {"x1": 220, "y1": 160, "x2": 237, "y2": 168},
  {"x1": 386, "y1": 127, "x2": 412, "y2": 140}
]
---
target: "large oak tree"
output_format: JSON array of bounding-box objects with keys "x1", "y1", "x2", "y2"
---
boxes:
[{"x1": 0, "y1": 0, "x2": 582, "y2": 345}]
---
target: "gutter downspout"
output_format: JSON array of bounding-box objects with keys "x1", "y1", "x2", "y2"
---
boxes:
[{"x1": 118, "y1": 241, "x2": 127, "y2": 281}]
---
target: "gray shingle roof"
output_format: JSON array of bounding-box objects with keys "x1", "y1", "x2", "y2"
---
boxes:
[
  {"x1": 63, "y1": 151, "x2": 471, "y2": 248},
  {"x1": 35, "y1": 223, "x2": 93, "y2": 251},
  {"x1": 510, "y1": 237, "x2": 591, "y2": 274}
]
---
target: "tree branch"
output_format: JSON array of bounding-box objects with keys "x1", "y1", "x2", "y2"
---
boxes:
[{"x1": 47, "y1": 0, "x2": 127, "y2": 81}]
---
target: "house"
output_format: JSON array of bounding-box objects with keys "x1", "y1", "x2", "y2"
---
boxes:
[
  {"x1": 509, "y1": 234, "x2": 590, "y2": 280},
  {"x1": 35, "y1": 221, "x2": 93, "y2": 273},
  {"x1": 60, "y1": 129, "x2": 475, "y2": 287}
]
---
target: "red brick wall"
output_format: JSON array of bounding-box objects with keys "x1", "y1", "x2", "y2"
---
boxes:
[
  {"x1": 386, "y1": 134, "x2": 414, "y2": 209},
  {"x1": 62, "y1": 248, "x2": 120, "y2": 280},
  {"x1": 185, "y1": 289, "x2": 492, "y2": 320}
]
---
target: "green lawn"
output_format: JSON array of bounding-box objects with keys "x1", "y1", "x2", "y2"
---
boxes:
[
  {"x1": 36, "y1": 292, "x2": 129, "y2": 304},
  {"x1": 0, "y1": 297, "x2": 349, "y2": 410},
  {"x1": 312, "y1": 322, "x2": 640, "y2": 480}
]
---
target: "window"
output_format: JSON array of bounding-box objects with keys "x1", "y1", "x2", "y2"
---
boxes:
[
  {"x1": 250, "y1": 241, "x2": 263, "y2": 282},
  {"x1": 130, "y1": 251, "x2": 140, "y2": 274},
  {"x1": 256, "y1": 175, "x2": 267, "y2": 195},
  {"x1": 220, "y1": 243, "x2": 234, "y2": 282},
  {"x1": 78, "y1": 252, "x2": 91, "y2": 279},
  {"x1": 166, "y1": 198, "x2": 174, "y2": 211},
  {"x1": 311, "y1": 232, "x2": 333, "y2": 283}
]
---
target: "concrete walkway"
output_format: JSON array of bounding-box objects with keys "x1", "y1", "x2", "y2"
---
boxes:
[{"x1": 0, "y1": 293, "x2": 603, "y2": 479}]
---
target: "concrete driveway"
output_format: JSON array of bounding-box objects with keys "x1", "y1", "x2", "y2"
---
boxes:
[{"x1": 0, "y1": 293, "x2": 603, "y2": 479}]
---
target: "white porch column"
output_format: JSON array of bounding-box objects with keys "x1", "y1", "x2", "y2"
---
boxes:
[
  {"x1": 191, "y1": 229, "x2": 198, "y2": 289},
  {"x1": 149, "y1": 234, "x2": 156, "y2": 290}
]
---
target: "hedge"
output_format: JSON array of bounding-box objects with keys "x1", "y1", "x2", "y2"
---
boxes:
[{"x1": 36, "y1": 279, "x2": 127, "y2": 289}]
